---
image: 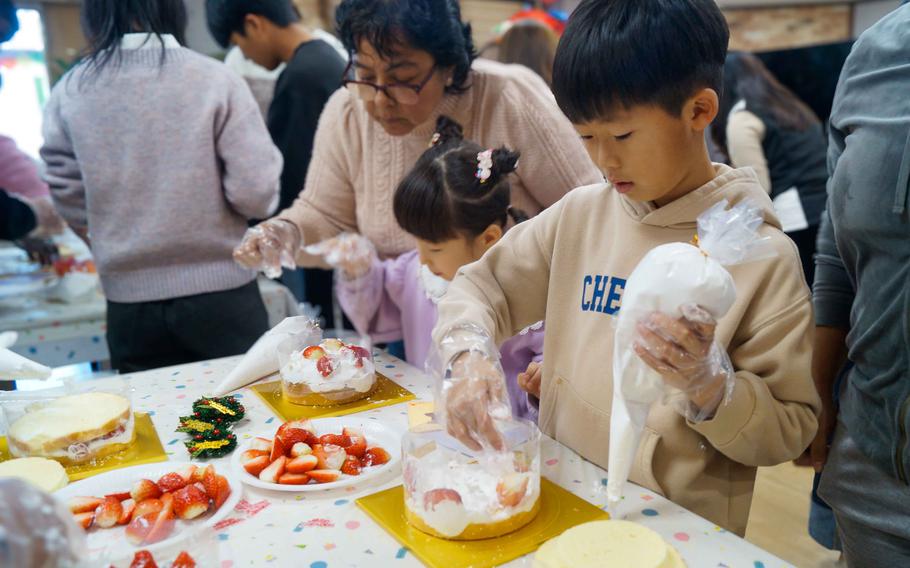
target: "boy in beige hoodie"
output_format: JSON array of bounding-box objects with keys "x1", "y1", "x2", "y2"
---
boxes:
[{"x1": 432, "y1": 0, "x2": 820, "y2": 536}]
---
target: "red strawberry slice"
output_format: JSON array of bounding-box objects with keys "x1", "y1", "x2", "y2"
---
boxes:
[
  {"x1": 424, "y1": 488, "x2": 463, "y2": 511},
  {"x1": 145, "y1": 493, "x2": 176, "y2": 545},
  {"x1": 322, "y1": 338, "x2": 345, "y2": 352},
  {"x1": 125, "y1": 514, "x2": 154, "y2": 545},
  {"x1": 289, "y1": 442, "x2": 312, "y2": 457},
  {"x1": 269, "y1": 437, "x2": 287, "y2": 462},
  {"x1": 316, "y1": 356, "x2": 334, "y2": 377},
  {"x1": 131, "y1": 479, "x2": 162, "y2": 503},
  {"x1": 68, "y1": 496, "x2": 103, "y2": 514},
  {"x1": 319, "y1": 434, "x2": 351, "y2": 447},
  {"x1": 348, "y1": 345, "x2": 371, "y2": 359},
  {"x1": 172, "y1": 551, "x2": 196, "y2": 568},
  {"x1": 73, "y1": 511, "x2": 94, "y2": 530},
  {"x1": 286, "y1": 454, "x2": 319, "y2": 474},
  {"x1": 129, "y1": 550, "x2": 158, "y2": 568},
  {"x1": 496, "y1": 474, "x2": 529, "y2": 507},
  {"x1": 340, "y1": 455, "x2": 361, "y2": 476},
  {"x1": 94, "y1": 497, "x2": 123, "y2": 529},
  {"x1": 133, "y1": 498, "x2": 163, "y2": 520},
  {"x1": 259, "y1": 456, "x2": 287, "y2": 484},
  {"x1": 361, "y1": 447, "x2": 391, "y2": 467},
  {"x1": 308, "y1": 469, "x2": 342, "y2": 484},
  {"x1": 344, "y1": 436, "x2": 367, "y2": 458},
  {"x1": 313, "y1": 444, "x2": 347, "y2": 470},
  {"x1": 278, "y1": 472, "x2": 311, "y2": 485},
  {"x1": 176, "y1": 465, "x2": 197, "y2": 483},
  {"x1": 118, "y1": 499, "x2": 136, "y2": 525},
  {"x1": 173, "y1": 485, "x2": 210, "y2": 520},
  {"x1": 201, "y1": 464, "x2": 218, "y2": 501},
  {"x1": 104, "y1": 491, "x2": 132, "y2": 502},
  {"x1": 303, "y1": 345, "x2": 326, "y2": 360},
  {"x1": 249, "y1": 437, "x2": 272, "y2": 452},
  {"x1": 214, "y1": 475, "x2": 231, "y2": 509},
  {"x1": 241, "y1": 449, "x2": 269, "y2": 462},
  {"x1": 242, "y1": 455, "x2": 271, "y2": 477},
  {"x1": 276, "y1": 427, "x2": 311, "y2": 449},
  {"x1": 156, "y1": 472, "x2": 187, "y2": 494}
]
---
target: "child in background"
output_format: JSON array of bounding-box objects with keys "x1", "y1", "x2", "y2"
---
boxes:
[
  {"x1": 432, "y1": 0, "x2": 819, "y2": 535},
  {"x1": 307, "y1": 116, "x2": 544, "y2": 422}
]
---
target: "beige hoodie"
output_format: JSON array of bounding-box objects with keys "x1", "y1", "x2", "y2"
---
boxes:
[{"x1": 434, "y1": 165, "x2": 821, "y2": 535}]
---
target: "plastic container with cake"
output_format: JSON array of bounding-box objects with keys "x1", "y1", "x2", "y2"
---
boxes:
[
  {"x1": 402, "y1": 418, "x2": 541, "y2": 540},
  {"x1": 277, "y1": 330, "x2": 376, "y2": 406},
  {"x1": 0, "y1": 379, "x2": 134, "y2": 466}
]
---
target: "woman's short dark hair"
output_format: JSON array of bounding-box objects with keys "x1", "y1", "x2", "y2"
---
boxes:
[
  {"x1": 552, "y1": 0, "x2": 729, "y2": 123},
  {"x1": 394, "y1": 116, "x2": 525, "y2": 243},
  {"x1": 81, "y1": 0, "x2": 187, "y2": 75},
  {"x1": 336, "y1": 0, "x2": 476, "y2": 94},
  {"x1": 0, "y1": 0, "x2": 19, "y2": 43},
  {"x1": 498, "y1": 20, "x2": 558, "y2": 87},
  {"x1": 711, "y1": 51, "x2": 820, "y2": 156},
  {"x1": 205, "y1": 0, "x2": 300, "y2": 49}
]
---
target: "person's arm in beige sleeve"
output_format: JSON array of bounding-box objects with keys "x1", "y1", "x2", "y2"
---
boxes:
[
  {"x1": 689, "y1": 254, "x2": 821, "y2": 466},
  {"x1": 498, "y1": 69, "x2": 602, "y2": 208},
  {"x1": 726, "y1": 110, "x2": 772, "y2": 193}
]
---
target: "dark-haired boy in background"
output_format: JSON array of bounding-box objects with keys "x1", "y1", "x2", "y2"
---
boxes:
[
  {"x1": 432, "y1": 0, "x2": 820, "y2": 535},
  {"x1": 206, "y1": 0, "x2": 346, "y2": 325}
]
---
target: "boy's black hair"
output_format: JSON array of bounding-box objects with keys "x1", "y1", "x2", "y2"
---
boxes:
[
  {"x1": 394, "y1": 116, "x2": 526, "y2": 243},
  {"x1": 205, "y1": 0, "x2": 300, "y2": 49},
  {"x1": 552, "y1": 0, "x2": 729, "y2": 123},
  {"x1": 0, "y1": 0, "x2": 19, "y2": 44},
  {"x1": 336, "y1": 0, "x2": 476, "y2": 94}
]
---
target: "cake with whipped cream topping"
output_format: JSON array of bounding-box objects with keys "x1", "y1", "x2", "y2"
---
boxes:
[{"x1": 280, "y1": 338, "x2": 376, "y2": 406}]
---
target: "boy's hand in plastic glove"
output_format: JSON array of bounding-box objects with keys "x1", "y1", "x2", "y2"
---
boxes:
[
  {"x1": 0, "y1": 478, "x2": 86, "y2": 566},
  {"x1": 445, "y1": 350, "x2": 510, "y2": 452},
  {"x1": 633, "y1": 304, "x2": 734, "y2": 421},
  {"x1": 233, "y1": 218, "x2": 301, "y2": 279},
  {"x1": 517, "y1": 361, "x2": 542, "y2": 398},
  {"x1": 304, "y1": 233, "x2": 376, "y2": 280}
]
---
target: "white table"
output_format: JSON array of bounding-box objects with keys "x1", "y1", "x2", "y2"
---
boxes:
[{"x1": 119, "y1": 352, "x2": 791, "y2": 567}]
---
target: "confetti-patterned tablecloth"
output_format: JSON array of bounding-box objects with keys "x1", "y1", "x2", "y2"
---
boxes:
[
  {"x1": 125, "y1": 353, "x2": 792, "y2": 568},
  {"x1": 0, "y1": 278, "x2": 297, "y2": 367}
]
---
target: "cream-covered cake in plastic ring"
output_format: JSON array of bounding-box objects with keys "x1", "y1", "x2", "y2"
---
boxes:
[
  {"x1": 402, "y1": 421, "x2": 540, "y2": 540},
  {"x1": 279, "y1": 338, "x2": 376, "y2": 406},
  {"x1": 534, "y1": 520, "x2": 687, "y2": 568}
]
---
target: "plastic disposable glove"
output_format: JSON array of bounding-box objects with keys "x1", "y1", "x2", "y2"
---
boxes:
[
  {"x1": 232, "y1": 218, "x2": 301, "y2": 279},
  {"x1": 304, "y1": 233, "x2": 376, "y2": 280}
]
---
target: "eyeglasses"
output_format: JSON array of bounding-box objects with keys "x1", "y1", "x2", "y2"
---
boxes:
[{"x1": 341, "y1": 61, "x2": 437, "y2": 106}]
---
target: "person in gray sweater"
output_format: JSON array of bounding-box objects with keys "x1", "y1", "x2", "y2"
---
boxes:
[
  {"x1": 41, "y1": 0, "x2": 283, "y2": 373},
  {"x1": 809, "y1": 5, "x2": 910, "y2": 565}
]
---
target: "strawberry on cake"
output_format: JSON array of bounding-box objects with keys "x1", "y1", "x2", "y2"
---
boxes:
[{"x1": 279, "y1": 338, "x2": 376, "y2": 406}]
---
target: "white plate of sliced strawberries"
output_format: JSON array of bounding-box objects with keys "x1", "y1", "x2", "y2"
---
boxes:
[
  {"x1": 232, "y1": 417, "x2": 398, "y2": 492},
  {"x1": 55, "y1": 462, "x2": 241, "y2": 557}
]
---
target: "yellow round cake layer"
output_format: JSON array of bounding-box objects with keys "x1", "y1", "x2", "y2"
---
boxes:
[
  {"x1": 406, "y1": 497, "x2": 541, "y2": 540},
  {"x1": 281, "y1": 383, "x2": 374, "y2": 407}
]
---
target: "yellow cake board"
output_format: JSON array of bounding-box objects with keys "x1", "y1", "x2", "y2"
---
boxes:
[
  {"x1": 407, "y1": 401, "x2": 435, "y2": 428},
  {"x1": 0, "y1": 413, "x2": 167, "y2": 483},
  {"x1": 356, "y1": 478, "x2": 610, "y2": 568},
  {"x1": 250, "y1": 373, "x2": 416, "y2": 421}
]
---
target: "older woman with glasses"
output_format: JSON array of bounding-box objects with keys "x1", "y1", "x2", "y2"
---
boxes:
[{"x1": 233, "y1": 0, "x2": 600, "y2": 277}]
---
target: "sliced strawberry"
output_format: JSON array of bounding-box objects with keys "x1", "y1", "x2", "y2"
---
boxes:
[
  {"x1": 145, "y1": 494, "x2": 176, "y2": 545},
  {"x1": 201, "y1": 464, "x2": 218, "y2": 501},
  {"x1": 319, "y1": 434, "x2": 351, "y2": 447},
  {"x1": 118, "y1": 499, "x2": 136, "y2": 525},
  {"x1": 173, "y1": 485, "x2": 210, "y2": 520},
  {"x1": 316, "y1": 356, "x2": 334, "y2": 377},
  {"x1": 496, "y1": 474, "x2": 529, "y2": 507},
  {"x1": 241, "y1": 449, "x2": 269, "y2": 462},
  {"x1": 125, "y1": 514, "x2": 154, "y2": 545},
  {"x1": 176, "y1": 465, "x2": 197, "y2": 483},
  {"x1": 303, "y1": 345, "x2": 326, "y2": 360},
  {"x1": 131, "y1": 479, "x2": 162, "y2": 502},
  {"x1": 278, "y1": 472, "x2": 311, "y2": 485},
  {"x1": 73, "y1": 511, "x2": 94, "y2": 530},
  {"x1": 104, "y1": 491, "x2": 132, "y2": 502},
  {"x1": 308, "y1": 469, "x2": 342, "y2": 484},
  {"x1": 259, "y1": 455, "x2": 287, "y2": 484},
  {"x1": 129, "y1": 550, "x2": 158, "y2": 568},
  {"x1": 94, "y1": 497, "x2": 123, "y2": 529},
  {"x1": 249, "y1": 437, "x2": 272, "y2": 452},
  {"x1": 286, "y1": 454, "x2": 318, "y2": 474},
  {"x1": 68, "y1": 496, "x2": 103, "y2": 514},
  {"x1": 289, "y1": 442, "x2": 312, "y2": 457},
  {"x1": 191, "y1": 466, "x2": 206, "y2": 484},
  {"x1": 214, "y1": 475, "x2": 231, "y2": 510},
  {"x1": 322, "y1": 338, "x2": 345, "y2": 353},
  {"x1": 305, "y1": 431, "x2": 321, "y2": 446},
  {"x1": 424, "y1": 488, "x2": 462, "y2": 511},
  {"x1": 156, "y1": 472, "x2": 187, "y2": 494},
  {"x1": 362, "y1": 447, "x2": 391, "y2": 467},
  {"x1": 348, "y1": 345, "x2": 371, "y2": 360},
  {"x1": 342, "y1": 427, "x2": 363, "y2": 437},
  {"x1": 344, "y1": 435, "x2": 367, "y2": 458},
  {"x1": 242, "y1": 455, "x2": 271, "y2": 477},
  {"x1": 133, "y1": 498, "x2": 164, "y2": 520},
  {"x1": 269, "y1": 437, "x2": 286, "y2": 462},
  {"x1": 276, "y1": 427, "x2": 310, "y2": 450},
  {"x1": 193, "y1": 482, "x2": 207, "y2": 495},
  {"x1": 340, "y1": 455, "x2": 361, "y2": 476},
  {"x1": 172, "y1": 551, "x2": 196, "y2": 568},
  {"x1": 313, "y1": 444, "x2": 347, "y2": 470}
]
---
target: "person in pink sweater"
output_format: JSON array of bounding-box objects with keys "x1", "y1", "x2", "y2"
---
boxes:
[
  {"x1": 232, "y1": 0, "x2": 601, "y2": 278},
  {"x1": 307, "y1": 117, "x2": 544, "y2": 422}
]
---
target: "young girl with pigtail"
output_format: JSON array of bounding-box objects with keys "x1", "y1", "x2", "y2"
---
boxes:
[{"x1": 307, "y1": 116, "x2": 543, "y2": 421}]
